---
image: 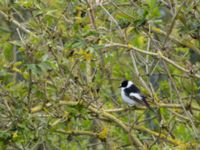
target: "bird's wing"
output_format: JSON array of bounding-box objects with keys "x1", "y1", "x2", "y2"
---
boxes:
[
  {"x1": 129, "y1": 93, "x2": 143, "y2": 100},
  {"x1": 129, "y1": 93, "x2": 151, "y2": 109},
  {"x1": 128, "y1": 92, "x2": 144, "y2": 104},
  {"x1": 129, "y1": 84, "x2": 140, "y2": 93}
]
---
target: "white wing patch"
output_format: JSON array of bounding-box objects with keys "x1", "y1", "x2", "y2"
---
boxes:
[{"x1": 129, "y1": 93, "x2": 142, "y2": 100}]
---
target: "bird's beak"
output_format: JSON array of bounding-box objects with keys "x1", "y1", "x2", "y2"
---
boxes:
[{"x1": 118, "y1": 86, "x2": 121, "y2": 88}]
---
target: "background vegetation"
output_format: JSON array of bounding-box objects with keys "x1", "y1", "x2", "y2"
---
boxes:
[{"x1": 0, "y1": 0, "x2": 200, "y2": 149}]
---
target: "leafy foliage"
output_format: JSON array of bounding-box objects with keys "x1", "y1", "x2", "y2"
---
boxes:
[{"x1": 0, "y1": 0, "x2": 200, "y2": 149}]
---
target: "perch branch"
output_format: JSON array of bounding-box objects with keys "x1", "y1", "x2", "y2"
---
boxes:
[{"x1": 30, "y1": 100, "x2": 199, "y2": 147}]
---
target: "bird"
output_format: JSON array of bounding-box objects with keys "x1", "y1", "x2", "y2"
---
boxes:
[{"x1": 119, "y1": 80, "x2": 151, "y2": 109}]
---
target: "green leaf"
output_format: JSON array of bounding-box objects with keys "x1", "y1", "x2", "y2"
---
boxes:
[
  {"x1": 0, "y1": 131, "x2": 11, "y2": 141},
  {"x1": 146, "y1": 0, "x2": 157, "y2": 9},
  {"x1": 3, "y1": 43, "x2": 13, "y2": 61}
]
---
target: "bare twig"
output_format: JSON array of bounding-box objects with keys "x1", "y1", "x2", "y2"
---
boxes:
[
  {"x1": 162, "y1": 0, "x2": 188, "y2": 48},
  {"x1": 104, "y1": 42, "x2": 200, "y2": 79},
  {"x1": 99, "y1": 3, "x2": 127, "y2": 42},
  {"x1": 0, "y1": 10, "x2": 37, "y2": 37},
  {"x1": 150, "y1": 26, "x2": 200, "y2": 55},
  {"x1": 31, "y1": 100, "x2": 200, "y2": 147},
  {"x1": 162, "y1": 61, "x2": 199, "y2": 139}
]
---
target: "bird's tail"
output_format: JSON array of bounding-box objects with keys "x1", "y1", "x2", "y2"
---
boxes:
[
  {"x1": 143, "y1": 96, "x2": 161, "y2": 121},
  {"x1": 142, "y1": 96, "x2": 152, "y2": 110}
]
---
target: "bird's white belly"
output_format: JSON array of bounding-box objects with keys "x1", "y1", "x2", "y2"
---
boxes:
[{"x1": 121, "y1": 90, "x2": 136, "y2": 106}]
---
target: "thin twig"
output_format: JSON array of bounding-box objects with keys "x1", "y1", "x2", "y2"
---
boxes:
[
  {"x1": 104, "y1": 42, "x2": 200, "y2": 79},
  {"x1": 162, "y1": 61, "x2": 199, "y2": 139},
  {"x1": 162, "y1": 0, "x2": 188, "y2": 48},
  {"x1": 0, "y1": 10, "x2": 37, "y2": 37}
]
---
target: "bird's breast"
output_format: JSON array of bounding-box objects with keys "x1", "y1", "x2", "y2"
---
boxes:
[{"x1": 121, "y1": 90, "x2": 136, "y2": 106}]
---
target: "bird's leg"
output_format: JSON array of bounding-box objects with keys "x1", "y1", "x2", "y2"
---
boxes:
[
  {"x1": 135, "y1": 109, "x2": 147, "y2": 124},
  {"x1": 132, "y1": 106, "x2": 137, "y2": 125},
  {"x1": 131, "y1": 105, "x2": 150, "y2": 128},
  {"x1": 128, "y1": 105, "x2": 138, "y2": 131},
  {"x1": 127, "y1": 105, "x2": 131, "y2": 127}
]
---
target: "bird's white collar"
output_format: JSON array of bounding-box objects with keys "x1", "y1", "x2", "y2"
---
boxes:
[{"x1": 127, "y1": 81, "x2": 133, "y2": 88}]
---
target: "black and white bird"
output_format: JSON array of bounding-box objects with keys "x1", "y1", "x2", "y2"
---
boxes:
[{"x1": 119, "y1": 80, "x2": 151, "y2": 109}]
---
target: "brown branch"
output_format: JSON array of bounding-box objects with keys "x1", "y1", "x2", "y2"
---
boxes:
[
  {"x1": 55, "y1": 129, "x2": 98, "y2": 137},
  {"x1": 86, "y1": 105, "x2": 145, "y2": 148},
  {"x1": 104, "y1": 42, "x2": 200, "y2": 79},
  {"x1": 85, "y1": 103, "x2": 187, "y2": 147},
  {"x1": 31, "y1": 101, "x2": 144, "y2": 148},
  {"x1": 150, "y1": 26, "x2": 200, "y2": 55},
  {"x1": 162, "y1": 61, "x2": 199, "y2": 138},
  {"x1": 86, "y1": 0, "x2": 97, "y2": 29},
  {"x1": 31, "y1": 101, "x2": 200, "y2": 113},
  {"x1": 105, "y1": 103, "x2": 200, "y2": 113},
  {"x1": 54, "y1": 126, "x2": 197, "y2": 148},
  {"x1": 99, "y1": 3, "x2": 127, "y2": 42},
  {"x1": 162, "y1": 0, "x2": 188, "y2": 47},
  {"x1": 30, "y1": 100, "x2": 198, "y2": 147},
  {"x1": 134, "y1": 126, "x2": 181, "y2": 145},
  {"x1": 0, "y1": 10, "x2": 37, "y2": 37}
]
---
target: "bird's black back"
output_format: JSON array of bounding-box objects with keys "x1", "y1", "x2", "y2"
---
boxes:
[{"x1": 124, "y1": 84, "x2": 140, "y2": 95}]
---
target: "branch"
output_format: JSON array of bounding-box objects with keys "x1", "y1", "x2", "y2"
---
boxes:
[
  {"x1": 31, "y1": 101, "x2": 143, "y2": 148},
  {"x1": 99, "y1": 3, "x2": 127, "y2": 41},
  {"x1": 105, "y1": 103, "x2": 200, "y2": 113},
  {"x1": 55, "y1": 129, "x2": 98, "y2": 137},
  {"x1": 87, "y1": 105, "x2": 198, "y2": 148},
  {"x1": 31, "y1": 100, "x2": 197, "y2": 146},
  {"x1": 104, "y1": 42, "x2": 200, "y2": 79},
  {"x1": 85, "y1": 103, "x2": 186, "y2": 146},
  {"x1": 31, "y1": 101, "x2": 200, "y2": 114},
  {"x1": 87, "y1": 105, "x2": 145, "y2": 148},
  {"x1": 134, "y1": 126, "x2": 181, "y2": 145},
  {"x1": 162, "y1": 0, "x2": 188, "y2": 47},
  {"x1": 130, "y1": 50, "x2": 152, "y2": 96},
  {"x1": 150, "y1": 26, "x2": 200, "y2": 55},
  {"x1": 0, "y1": 10, "x2": 37, "y2": 37}
]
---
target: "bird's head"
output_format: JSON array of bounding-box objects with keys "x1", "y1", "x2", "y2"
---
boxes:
[{"x1": 119, "y1": 80, "x2": 129, "y2": 88}]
